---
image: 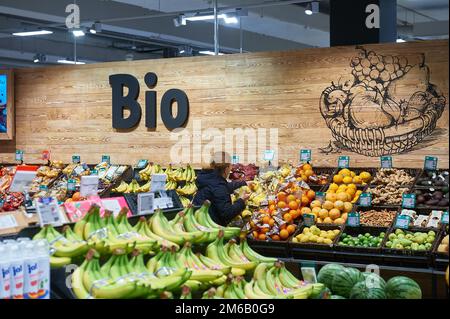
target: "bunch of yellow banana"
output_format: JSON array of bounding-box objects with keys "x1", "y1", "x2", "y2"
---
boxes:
[
  {"x1": 72, "y1": 248, "x2": 192, "y2": 299},
  {"x1": 113, "y1": 180, "x2": 151, "y2": 193},
  {"x1": 178, "y1": 196, "x2": 191, "y2": 208},
  {"x1": 165, "y1": 180, "x2": 177, "y2": 191},
  {"x1": 247, "y1": 192, "x2": 268, "y2": 207},
  {"x1": 176, "y1": 182, "x2": 197, "y2": 196},
  {"x1": 33, "y1": 224, "x2": 89, "y2": 269},
  {"x1": 139, "y1": 163, "x2": 163, "y2": 181}
]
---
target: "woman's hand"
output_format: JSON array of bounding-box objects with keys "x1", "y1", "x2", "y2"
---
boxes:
[{"x1": 240, "y1": 192, "x2": 251, "y2": 202}]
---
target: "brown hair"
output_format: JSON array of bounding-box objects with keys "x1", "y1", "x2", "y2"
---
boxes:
[{"x1": 210, "y1": 151, "x2": 231, "y2": 176}]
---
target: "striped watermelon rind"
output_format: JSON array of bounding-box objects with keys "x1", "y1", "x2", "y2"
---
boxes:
[
  {"x1": 350, "y1": 280, "x2": 387, "y2": 299},
  {"x1": 385, "y1": 276, "x2": 422, "y2": 299},
  {"x1": 331, "y1": 267, "x2": 364, "y2": 298},
  {"x1": 330, "y1": 295, "x2": 346, "y2": 299},
  {"x1": 317, "y1": 264, "x2": 345, "y2": 289}
]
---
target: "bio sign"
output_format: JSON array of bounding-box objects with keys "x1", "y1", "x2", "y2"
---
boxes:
[{"x1": 110, "y1": 72, "x2": 189, "y2": 130}]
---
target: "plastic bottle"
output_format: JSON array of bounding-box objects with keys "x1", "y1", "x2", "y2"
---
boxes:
[
  {"x1": 0, "y1": 244, "x2": 12, "y2": 299},
  {"x1": 17, "y1": 237, "x2": 31, "y2": 243},
  {"x1": 34, "y1": 240, "x2": 50, "y2": 299},
  {"x1": 8, "y1": 243, "x2": 25, "y2": 299},
  {"x1": 23, "y1": 242, "x2": 40, "y2": 299}
]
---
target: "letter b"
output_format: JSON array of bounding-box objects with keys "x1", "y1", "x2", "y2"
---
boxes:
[{"x1": 110, "y1": 74, "x2": 142, "y2": 129}]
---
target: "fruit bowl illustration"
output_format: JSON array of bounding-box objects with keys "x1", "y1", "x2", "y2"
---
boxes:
[{"x1": 319, "y1": 46, "x2": 447, "y2": 157}]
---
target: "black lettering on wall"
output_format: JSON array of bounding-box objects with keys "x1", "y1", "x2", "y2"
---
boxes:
[
  {"x1": 161, "y1": 89, "x2": 190, "y2": 130},
  {"x1": 110, "y1": 74, "x2": 142, "y2": 129}
]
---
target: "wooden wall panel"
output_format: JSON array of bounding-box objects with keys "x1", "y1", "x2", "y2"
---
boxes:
[{"x1": 0, "y1": 40, "x2": 448, "y2": 168}]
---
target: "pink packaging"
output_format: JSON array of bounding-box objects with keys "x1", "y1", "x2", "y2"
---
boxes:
[{"x1": 63, "y1": 196, "x2": 131, "y2": 222}]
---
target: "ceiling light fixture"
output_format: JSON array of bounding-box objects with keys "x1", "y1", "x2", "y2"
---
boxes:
[
  {"x1": 72, "y1": 28, "x2": 85, "y2": 37},
  {"x1": 57, "y1": 59, "x2": 86, "y2": 65},
  {"x1": 173, "y1": 14, "x2": 187, "y2": 27},
  {"x1": 174, "y1": 12, "x2": 240, "y2": 26},
  {"x1": 89, "y1": 22, "x2": 102, "y2": 34},
  {"x1": 305, "y1": 1, "x2": 319, "y2": 15},
  {"x1": 396, "y1": 38, "x2": 406, "y2": 43},
  {"x1": 13, "y1": 30, "x2": 53, "y2": 37},
  {"x1": 199, "y1": 50, "x2": 225, "y2": 56},
  {"x1": 33, "y1": 53, "x2": 47, "y2": 63}
]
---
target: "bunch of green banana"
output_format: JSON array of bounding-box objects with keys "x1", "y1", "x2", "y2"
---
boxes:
[
  {"x1": 139, "y1": 163, "x2": 163, "y2": 181},
  {"x1": 165, "y1": 180, "x2": 177, "y2": 191},
  {"x1": 205, "y1": 234, "x2": 257, "y2": 276},
  {"x1": 33, "y1": 224, "x2": 89, "y2": 268},
  {"x1": 134, "y1": 216, "x2": 180, "y2": 251},
  {"x1": 176, "y1": 182, "x2": 197, "y2": 196},
  {"x1": 178, "y1": 195, "x2": 191, "y2": 208},
  {"x1": 194, "y1": 201, "x2": 241, "y2": 240}
]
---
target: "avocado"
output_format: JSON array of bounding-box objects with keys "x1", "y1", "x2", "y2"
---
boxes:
[
  {"x1": 417, "y1": 195, "x2": 426, "y2": 204},
  {"x1": 438, "y1": 198, "x2": 449, "y2": 207},
  {"x1": 425, "y1": 199, "x2": 439, "y2": 206},
  {"x1": 433, "y1": 191, "x2": 444, "y2": 200}
]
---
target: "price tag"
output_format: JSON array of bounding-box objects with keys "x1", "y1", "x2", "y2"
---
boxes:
[
  {"x1": 137, "y1": 192, "x2": 155, "y2": 215},
  {"x1": 358, "y1": 193, "x2": 372, "y2": 207},
  {"x1": 424, "y1": 156, "x2": 438, "y2": 171},
  {"x1": 15, "y1": 150, "x2": 24, "y2": 162},
  {"x1": 151, "y1": 174, "x2": 167, "y2": 192},
  {"x1": 67, "y1": 179, "x2": 76, "y2": 191},
  {"x1": 303, "y1": 214, "x2": 315, "y2": 227},
  {"x1": 35, "y1": 197, "x2": 64, "y2": 227},
  {"x1": 232, "y1": 155, "x2": 239, "y2": 165},
  {"x1": 347, "y1": 212, "x2": 360, "y2": 227},
  {"x1": 316, "y1": 192, "x2": 325, "y2": 203},
  {"x1": 300, "y1": 149, "x2": 311, "y2": 163},
  {"x1": 395, "y1": 215, "x2": 411, "y2": 229},
  {"x1": 402, "y1": 194, "x2": 416, "y2": 209},
  {"x1": 441, "y1": 211, "x2": 449, "y2": 225},
  {"x1": 338, "y1": 156, "x2": 350, "y2": 168},
  {"x1": 0, "y1": 214, "x2": 18, "y2": 230},
  {"x1": 91, "y1": 169, "x2": 98, "y2": 176},
  {"x1": 39, "y1": 185, "x2": 48, "y2": 192},
  {"x1": 72, "y1": 155, "x2": 80, "y2": 164},
  {"x1": 80, "y1": 175, "x2": 99, "y2": 197},
  {"x1": 136, "y1": 160, "x2": 148, "y2": 169},
  {"x1": 380, "y1": 156, "x2": 392, "y2": 168},
  {"x1": 300, "y1": 267, "x2": 317, "y2": 283},
  {"x1": 102, "y1": 155, "x2": 110, "y2": 164},
  {"x1": 41, "y1": 150, "x2": 51, "y2": 161},
  {"x1": 263, "y1": 150, "x2": 275, "y2": 162}
]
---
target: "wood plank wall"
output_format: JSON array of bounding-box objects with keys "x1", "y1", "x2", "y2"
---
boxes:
[{"x1": 0, "y1": 40, "x2": 448, "y2": 168}]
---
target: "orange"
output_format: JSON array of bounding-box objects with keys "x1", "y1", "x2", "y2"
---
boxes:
[
  {"x1": 268, "y1": 199, "x2": 276, "y2": 206},
  {"x1": 311, "y1": 207, "x2": 321, "y2": 216},
  {"x1": 319, "y1": 209, "x2": 329, "y2": 219},
  {"x1": 303, "y1": 163, "x2": 313, "y2": 171},
  {"x1": 277, "y1": 192, "x2": 287, "y2": 202},
  {"x1": 326, "y1": 192, "x2": 337, "y2": 203},
  {"x1": 329, "y1": 208, "x2": 341, "y2": 220},
  {"x1": 261, "y1": 227, "x2": 270, "y2": 234},
  {"x1": 334, "y1": 218, "x2": 345, "y2": 225},
  {"x1": 323, "y1": 217, "x2": 333, "y2": 224},
  {"x1": 262, "y1": 216, "x2": 271, "y2": 225},
  {"x1": 291, "y1": 210, "x2": 300, "y2": 220},
  {"x1": 310, "y1": 200, "x2": 322, "y2": 209},
  {"x1": 287, "y1": 224, "x2": 296, "y2": 235},
  {"x1": 334, "y1": 200, "x2": 345, "y2": 210},
  {"x1": 301, "y1": 195, "x2": 310, "y2": 206},
  {"x1": 336, "y1": 192, "x2": 349, "y2": 202},
  {"x1": 343, "y1": 202, "x2": 353, "y2": 213},
  {"x1": 268, "y1": 218, "x2": 275, "y2": 227},
  {"x1": 341, "y1": 213, "x2": 348, "y2": 221},
  {"x1": 346, "y1": 188, "x2": 356, "y2": 198},
  {"x1": 72, "y1": 192, "x2": 82, "y2": 201},
  {"x1": 300, "y1": 207, "x2": 312, "y2": 216},
  {"x1": 316, "y1": 217, "x2": 323, "y2": 224},
  {"x1": 343, "y1": 176, "x2": 353, "y2": 184},
  {"x1": 279, "y1": 229, "x2": 290, "y2": 240},
  {"x1": 277, "y1": 201, "x2": 287, "y2": 209},
  {"x1": 258, "y1": 234, "x2": 267, "y2": 240},
  {"x1": 283, "y1": 213, "x2": 293, "y2": 223},
  {"x1": 271, "y1": 234, "x2": 281, "y2": 241},
  {"x1": 280, "y1": 223, "x2": 287, "y2": 230},
  {"x1": 287, "y1": 194, "x2": 296, "y2": 203},
  {"x1": 333, "y1": 175, "x2": 344, "y2": 184},
  {"x1": 252, "y1": 231, "x2": 258, "y2": 238},
  {"x1": 304, "y1": 169, "x2": 314, "y2": 178},
  {"x1": 306, "y1": 190, "x2": 316, "y2": 200},
  {"x1": 322, "y1": 200, "x2": 335, "y2": 211},
  {"x1": 269, "y1": 204, "x2": 276, "y2": 212},
  {"x1": 288, "y1": 201, "x2": 299, "y2": 210}
]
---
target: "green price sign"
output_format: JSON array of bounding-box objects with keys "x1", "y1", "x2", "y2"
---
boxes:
[
  {"x1": 72, "y1": 155, "x2": 80, "y2": 164},
  {"x1": 303, "y1": 214, "x2": 315, "y2": 227},
  {"x1": 358, "y1": 193, "x2": 372, "y2": 207},
  {"x1": 338, "y1": 156, "x2": 350, "y2": 168},
  {"x1": 67, "y1": 179, "x2": 76, "y2": 191},
  {"x1": 380, "y1": 156, "x2": 392, "y2": 168},
  {"x1": 316, "y1": 192, "x2": 325, "y2": 203},
  {"x1": 232, "y1": 155, "x2": 239, "y2": 164},
  {"x1": 395, "y1": 215, "x2": 411, "y2": 229},
  {"x1": 102, "y1": 155, "x2": 110, "y2": 164},
  {"x1": 136, "y1": 160, "x2": 148, "y2": 169},
  {"x1": 424, "y1": 156, "x2": 438, "y2": 171},
  {"x1": 347, "y1": 212, "x2": 360, "y2": 227},
  {"x1": 441, "y1": 212, "x2": 449, "y2": 225},
  {"x1": 300, "y1": 149, "x2": 311, "y2": 163},
  {"x1": 15, "y1": 150, "x2": 23, "y2": 161},
  {"x1": 402, "y1": 194, "x2": 416, "y2": 209}
]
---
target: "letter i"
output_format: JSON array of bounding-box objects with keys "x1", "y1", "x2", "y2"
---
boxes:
[{"x1": 145, "y1": 72, "x2": 158, "y2": 129}]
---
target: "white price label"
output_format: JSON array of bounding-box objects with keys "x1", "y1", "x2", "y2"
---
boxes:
[
  {"x1": 263, "y1": 150, "x2": 275, "y2": 161},
  {"x1": 151, "y1": 174, "x2": 167, "y2": 192},
  {"x1": 80, "y1": 175, "x2": 99, "y2": 197},
  {"x1": 138, "y1": 192, "x2": 155, "y2": 215},
  {"x1": 35, "y1": 197, "x2": 64, "y2": 227},
  {"x1": 0, "y1": 214, "x2": 19, "y2": 230}
]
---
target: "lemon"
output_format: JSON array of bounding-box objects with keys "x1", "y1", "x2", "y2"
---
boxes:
[
  {"x1": 333, "y1": 229, "x2": 340, "y2": 235},
  {"x1": 303, "y1": 228, "x2": 311, "y2": 234},
  {"x1": 360, "y1": 171, "x2": 372, "y2": 182},
  {"x1": 333, "y1": 175, "x2": 344, "y2": 184},
  {"x1": 350, "y1": 171, "x2": 356, "y2": 177},
  {"x1": 300, "y1": 236, "x2": 309, "y2": 243},
  {"x1": 292, "y1": 237, "x2": 299, "y2": 243},
  {"x1": 352, "y1": 176, "x2": 362, "y2": 184},
  {"x1": 329, "y1": 183, "x2": 339, "y2": 191},
  {"x1": 310, "y1": 235, "x2": 319, "y2": 243},
  {"x1": 323, "y1": 238, "x2": 333, "y2": 245},
  {"x1": 317, "y1": 237, "x2": 324, "y2": 244},
  {"x1": 343, "y1": 176, "x2": 353, "y2": 184}
]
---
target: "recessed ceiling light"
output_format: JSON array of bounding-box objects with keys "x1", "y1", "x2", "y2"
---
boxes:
[
  {"x1": 199, "y1": 50, "x2": 224, "y2": 56},
  {"x1": 72, "y1": 29, "x2": 85, "y2": 37},
  {"x1": 396, "y1": 38, "x2": 406, "y2": 43},
  {"x1": 13, "y1": 30, "x2": 53, "y2": 37},
  {"x1": 305, "y1": 1, "x2": 319, "y2": 15},
  {"x1": 57, "y1": 59, "x2": 86, "y2": 65}
]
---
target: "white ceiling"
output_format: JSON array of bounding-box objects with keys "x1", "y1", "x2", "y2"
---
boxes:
[{"x1": 0, "y1": 0, "x2": 448, "y2": 68}]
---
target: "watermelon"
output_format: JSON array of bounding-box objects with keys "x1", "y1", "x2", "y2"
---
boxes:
[
  {"x1": 317, "y1": 263, "x2": 345, "y2": 289},
  {"x1": 385, "y1": 276, "x2": 422, "y2": 299},
  {"x1": 361, "y1": 272, "x2": 386, "y2": 290},
  {"x1": 350, "y1": 280, "x2": 387, "y2": 299},
  {"x1": 331, "y1": 267, "x2": 363, "y2": 298},
  {"x1": 330, "y1": 295, "x2": 346, "y2": 299}
]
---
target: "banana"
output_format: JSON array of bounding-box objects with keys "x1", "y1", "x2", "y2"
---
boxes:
[
  {"x1": 139, "y1": 181, "x2": 151, "y2": 193},
  {"x1": 146, "y1": 251, "x2": 164, "y2": 273},
  {"x1": 149, "y1": 211, "x2": 185, "y2": 245},
  {"x1": 265, "y1": 266, "x2": 280, "y2": 296},
  {"x1": 82, "y1": 250, "x2": 104, "y2": 293},
  {"x1": 113, "y1": 181, "x2": 128, "y2": 193},
  {"x1": 140, "y1": 217, "x2": 179, "y2": 251},
  {"x1": 227, "y1": 240, "x2": 252, "y2": 264},
  {"x1": 253, "y1": 263, "x2": 273, "y2": 295},
  {"x1": 73, "y1": 209, "x2": 92, "y2": 239},
  {"x1": 62, "y1": 225, "x2": 84, "y2": 242},
  {"x1": 50, "y1": 256, "x2": 72, "y2": 269},
  {"x1": 91, "y1": 278, "x2": 137, "y2": 299},
  {"x1": 240, "y1": 239, "x2": 277, "y2": 263},
  {"x1": 32, "y1": 226, "x2": 48, "y2": 240},
  {"x1": 211, "y1": 236, "x2": 257, "y2": 272},
  {"x1": 71, "y1": 260, "x2": 90, "y2": 299},
  {"x1": 53, "y1": 241, "x2": 89, "y2": 258},
  {"x1": 244, "y1": 280, "x2": 272, "y2": 299}
]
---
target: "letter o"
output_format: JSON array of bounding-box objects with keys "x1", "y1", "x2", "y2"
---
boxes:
[{"x1": 161, "y1": 89, "x2": 189, "y2": 130}]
